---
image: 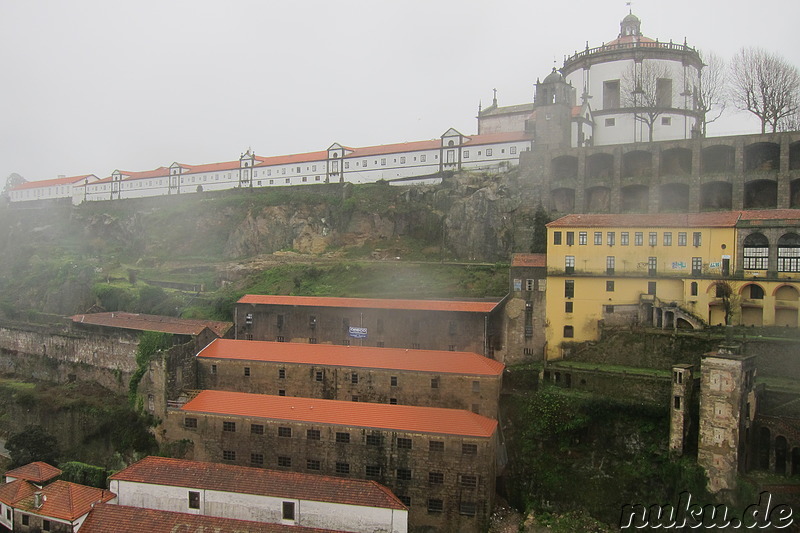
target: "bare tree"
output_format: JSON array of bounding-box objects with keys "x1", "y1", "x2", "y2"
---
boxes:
[
  {"x1": 622, "y1": 61, "x2": 674, "y2": 142},
  {"x1": 729, "y1": 47, "x2": 800, "y2": 133},
  {"x1": 696, "y1": 51, "x2": 727, "y2": 137}
]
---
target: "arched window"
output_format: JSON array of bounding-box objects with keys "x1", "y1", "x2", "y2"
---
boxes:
[
  {"x1": 778, "y1": 233, "x2": 800, "y2": 272},
  {"x1": 743, "y1": 233, "x2": 769, "y2": 270}
]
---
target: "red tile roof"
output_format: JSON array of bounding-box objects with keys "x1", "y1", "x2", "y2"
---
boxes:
[
  {"x1": 255, "y1": 150, "x2": 329, "y2": 166},
  {"x1": 70, "y1": 312, "x2": 231, "y2": 337},
  {"x1": 110, "y1": 456, "x2": 406, "y2": 510},
  {"x1": 182, "y1": 390, "x2": 498, "y2": 437},
  {"x1": 738, "y1": 209, "x2": 800, "y2": 222},
  {"x1": 0, "y1": 480, "x2": 38, "y2": 506},
  {"x1": 462, "y1": 131, "x2": 533, "y2": 146},
  {"x1": 10, "y1": 175, "x2": 95, "y2": 191},
  {"x1": 547, "y1": 211, "x2": 743, "y2": 228},
  {"x1": 14, "y1": 481, "x2": 114, "y2": 521},
  {"x1": 511, "y1": 253, "x2": 547, "y2": 268},
  {"x1": 198, "y1": 339, "x2": 504, "y2": 376},
  {"x1": 4, "y1": 462, "x2": 62, "y2": 484},
  {"x1": 81, "y1": 504, "x2": 346, "y2": 533},
  {"x1": 237, "y1": 294, "x2": 501, "y2": 313},
  {"x1": 346, "y1": 139, "x2": 440, "y2": 158},
  {"x1": 180, "y1": 160, "x2": 240, "y2": 174}
]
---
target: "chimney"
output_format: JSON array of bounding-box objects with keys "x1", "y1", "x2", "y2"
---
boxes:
[{"x1": 34, "y1": 492, "x2": 44, "y2": 508}]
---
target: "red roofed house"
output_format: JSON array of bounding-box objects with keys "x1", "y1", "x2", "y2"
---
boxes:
[
  {"x1": 235, "y1": 294, "x2": 507, "y2": 360},
  {"x1": 80, "y1": 503, "x2": 350, "y2": 533},
  {"x1": 196, "y1": 338, "x2": 504, "y2": 417},
  {"x1": 165, "y1": 389, "x2": 499, "y2": 532},
  {"x1": 107, "y1": 456, "x2": 407, "y2": 533},
  {"x1": 7, "y1": 174, "x2": 99, "y2": 205},
  {"x1": 9, "y1": 480, "x2": 114, "y2": 532},
  {"x1": 4, "y1": 462, "x2": 62, "y2": 487},
  {"x1": 0, "y1": 480, "x2": 38, "y2": 531}
]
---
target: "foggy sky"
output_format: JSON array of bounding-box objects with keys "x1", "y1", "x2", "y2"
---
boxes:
[{"x1": 1, "y1": 0, "x2": 798, "y2": 184}]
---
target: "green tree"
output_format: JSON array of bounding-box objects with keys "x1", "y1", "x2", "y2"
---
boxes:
[
  {"x1": 531, "y1": 205, "x2": 552, "y2": 254},
  {"x1": 6, "y1": 425, "x2": 60, "y2": 468}
]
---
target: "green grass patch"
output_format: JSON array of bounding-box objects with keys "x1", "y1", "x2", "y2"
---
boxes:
[{"x1": 549, "y1": 360, "x2": 671, "y2": 378}]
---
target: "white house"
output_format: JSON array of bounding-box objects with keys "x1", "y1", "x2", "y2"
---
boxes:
[
  {"x1": 7, "y1": 174, "x2": 98, "y2": 204},
  {"x1": 108, "y1": 456, "x2": 408, "y2": 533}
]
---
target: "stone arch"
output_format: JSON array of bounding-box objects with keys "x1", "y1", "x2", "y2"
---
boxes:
[
  {"x1": 774, "y1": 284, "x2": 800, "y2": 300},
  {"x1": 587, "y1": 153, "x2": 614, "y2": 182},
  {"x1": 621, "y1": 185, "x2": 649, "y2": 213},
  {"x1": 777, "y1": 233, "x2": 800, "y2": 273},
  {"x1": 744, "y1": 179, "x2": 778, "y2": 209},
  {"x1": 660, "y1": 147, "x2": 692, "y2": 177},
  {"x1": 791, "y1": 141, "x2": 800, "y2": 171},
  {"x1": 551, "y1": 188, "x2": 575, "y2": 213},
  {"x1": 659, "y1": 183, "x2": 689, "y2": 212},
  {"x1": 745, "y1": 142, "x2": 780, "y2": 173},
  {"x1": 700, "y1": 181, "x2": 732, "y2": 210},
  {"x1": 701, "y1": 145, "x2": 735, "y2": 174},
  {"x1": 776, "y1": 436, "x2": 788, "y2": 475},
  {"x1": 622, "y1": 150, "x2": 653, "y2": 179},
  {"x1": 585, "y1": 186, "x2": 611, "y2": 213},
  {"x1": 552, "y1": 155, "x2": 578, "y2": 180},
  {"x1": 739, "y1": 283, "x2": 765, "y2": 300},
  {"x1": 758, "y1": 426, "x2": 771, "y2": 470}
]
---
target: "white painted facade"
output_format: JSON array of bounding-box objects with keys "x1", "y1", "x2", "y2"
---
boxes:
[
  {"x1": 562, "y1": 13, "x2": 702, "y2": 145},
  {"x1": 109, "y1": 479, "x2": 408, "y2": 533},
  {"x1": 8, "y1": 174, "x2": 98, "y2": 204},
  {"x1": 0, "y1": 501, "x2": 12, "y2": 530}
]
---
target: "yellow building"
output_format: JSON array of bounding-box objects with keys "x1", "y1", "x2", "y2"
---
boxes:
[{"x1": 544, "y1": 210, "x2": 800, "y2": 360}]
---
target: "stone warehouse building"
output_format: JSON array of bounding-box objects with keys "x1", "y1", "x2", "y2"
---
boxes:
[
  {"x1": 234, "y1": 295, "x2": 506, "y2": 360},
  {"x1": 109, "y1": 456, "x2": 407, "y2": 533},
  {"x1": 504, "y1": 254, "x2": 548, "y2": 362},
  {"x1": 196, "y1": 338, "x2": 504, "y2": 418},
  {"x1": 165, "y1": 389, "x2": 499, "y2": 533}
]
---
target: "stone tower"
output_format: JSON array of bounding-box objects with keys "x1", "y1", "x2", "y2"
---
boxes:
[
  {"x1": 697, "y1": 343, "x2": 757, "y2": 493},
  {"x1": 530, "y1": 68, "x2": 575, "y2": 151},
  {"x1": 669, "y1": 363, "x2": 695, "y2": 455}
]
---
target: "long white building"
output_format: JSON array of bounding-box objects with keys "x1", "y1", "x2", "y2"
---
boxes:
[{"x1": 6, "y1": 129, "x2": 531, "y2": 205}]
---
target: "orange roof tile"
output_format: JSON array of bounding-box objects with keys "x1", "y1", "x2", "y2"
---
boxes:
[
  {"x1": 737, "y1": 209, "x2": 800, "y2": 222},
  {"x1": 198, "y1": 339, "x2": 504, "y2": 376},
  {"x1": 10, "y1": 175, "x2": 95, "y2": 191},
  {"x1": 255, "y1": 150, "x2": 329, "y2": 166},
  {"x1": 346, "y1": 139, "x2": 440, "y2": 158},
  {"x1": 70, "y1": 312, "x2": 231, "y2": 337},
  {"x1": 81, "y1": 503, "x2": 346, "y2": 533},
  {"x1": 462, "y1": 131, "x2": 533, "y2": 146},
  {"x1": 237, "y1": 294, "x2": 500, "y2": 313},
  {"x1": 180, "y1": 160, "x2": 240, "y2": 174},
  {"x1": 511, "y1": 253, "x2": 547, "y2": 268},
  {"x1": 5, "y1": 462, "x2": 62, "y2": 484},
  {"x1": 547, "y1": 211, "x2": 743, "y2": 228},
  {"x1": 110, "y1": 456, "x2": 406, "y2": 510},
  {"x1": 15, "y1": 481, "x2": 114, "y2": 521},
  {"x1": 182, "y1": 390, "x2": 498, "y2": 437},
  {"x1": 0, "y1": 480, "x2": 38, "y2": 506}
]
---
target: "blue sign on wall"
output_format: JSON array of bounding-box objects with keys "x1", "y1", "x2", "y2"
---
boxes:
[{"x1": 349, "y1": 326, "x2": 368, "y2": 339}]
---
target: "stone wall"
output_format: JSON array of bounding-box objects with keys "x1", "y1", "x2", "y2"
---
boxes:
[{"x1": 542, "y1": 365, "x2": 671, "y2": 405}]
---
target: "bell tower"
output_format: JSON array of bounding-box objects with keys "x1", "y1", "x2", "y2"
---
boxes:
[{"x1": 531, "y1": 68, "x2": 575, "y2": 150}]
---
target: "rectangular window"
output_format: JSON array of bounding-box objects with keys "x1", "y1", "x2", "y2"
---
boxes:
[
  {"x1": 366, "y1": 465, "x2": 381, "y2": 478},
  {"x1": 649, "y1": 232, "x2": 657, "y2": 246},
  {"x1": 315, "y1": 370, "x2": 323, "y2": 382},
  {"x1": 189, "y1": 491, "x2": 200, "y2": 509},
  {"x1": 579, "y1": 231, "x2": 587, "y2": 245},
  {"x1": 430, "y1": 440, "x2": 444, "y2": 452},
  {"x1": 472, "y1": 380, "x2": 480, "y2": 393},
  {"x1": 278, "y1": 456, "x2": 291, "y2": 467},
  {"x1": 22, "y1": 515, "x2": 29, "y2": 526},
  {"x1": 251, "y1": 453, "x2": 264, "y2": 466},
  {"x1": 244, "y1": 367, "x2": 250, "y2": 377},
  {"x1": 692, "y1": 257, "x2": 702, "y2": 276},
  {"x1": 605, "y1": 118, "x2": 616, "y2": 127},
  {"x1": 594, "y1": 232, "x2": 602, "y2": 245},
  {"x1": 565, "y1": 301, "x2": 573, "y2": 313},
  {"x1": 656, "y1": 77, "x2": 673, "y2": 107},
  {"x1": 421, "y1": 154, "x2": 427, "y2": 162},
  {"x1": 336, "y1": 462, "x2": 350, "y2": 474},
  {"x1": 553, "y1": 231, "x2": 562, "y2": 245},
  {"x1": 278, "y1": 427, "x2": 292, "y2": 438},
  {"x1": 251, "y1": 424, "x2": 264, "y2": 435},
  {"x1": 693, "y1": 232, "x2": 702, "y2": 247},
  {"x1": 662, "y1": 117, "x2": 672, "y2": 126},
  {"x1": 397, "y1": 468, "x2": 412, "y2": 481},
  {"x1": 565, "y1": 255, "x2": 575, "y2": 274},
  {"x1": 43, "y1": 519, "x2": 51, "y2": 531},
  {"x1": 462, "y1": 443, "x2": 478, "y2": 455},
  {"x1": 366, "y1": 434, "x2": 382, "y2": 446},
  {"x1": 351, "y1": 373, "x2": 358, "y2": 384},
  {"x1": 223, "y1": 450, "x2": 236, "y2": 461},
  {"x1": 621, "y1": 232, "x2": 629, "y2": 246},
  {"x1": 184, "y1": 417, "x2": 197, "y2": 429},
  {"x1": 486, "y1": 149, "x2": 493, "y2": 156},
  {"x1": 307, "y1": 459, "x2": 321, "y2": 470},
  {"x1": 564, "y1": 325, "x2": 574, "y2": 338},
  {"x1": 211, "y1": 364, "x2": 217, "y2": 374},
  {"x1": 428, "y1": 499, "x2": 444, "y2": 513},
  {"x1": 606, "y1": 280, "x2": 615, "y2": 292},
  {"x1": 525, "y1": 279, "x2": 534, "y2": 291},
  {"x1": 397, "y1": 437, "x2": 412, "y2": 449},
  {"x1": 429, "y1": 471, "x2": 444, "y2": 484},
  {"x1": 565, "y1": 280, "x2": 575, "y2": 298},
  {"x1": 390, "y1": 376, "x2": 398, "y2": 387},
  {"x1": 336, "y1": 432, "x2": 350, "y2": 443},
  {"x1": 745, "y1": 247, "x2": 770, "y2": 270},
  {"x1": 278, "y1": 368, "x2": 286, "y2": 379},
  {"x1": 307, "y1": 429, "x2": 320, "y2": 440},
  {"x1": 431, "y1": 377, "x2": 440, "y2": 389},
  {"x1": 309, "y1": 337, "x2": 317, "y2": 344},
  {"x1": 778, "y1": 247, "x2": 800, "y2": 272},
  {"x1": 634, "y1": 232, "x2": 643, "y2": 246},
  {"x1": 678, "y1": 232, "x2": 687, "y2": 246},
  {"x1": 664, "y1": 232, "x2": 672, "y2": 246},
  {"x1": 223, "y1": 421, "x2": 236, "y2": 432},
  {"x1": 460, "y1": 474, "x2": 478, "y2": 488},
  {"x1": 606, "y1": 256, "x2": 615, "y2": 275},
  {"x1": 390, "y1": 398, "x2": 397, "y2": 404},
  {"x1": 603, "y1": 79, "x2": 620, "y2": 108},
  {"x1": 460, "y1": 501, "x2": 477, "y2": 516},
  {"x1": 566, "y1": 232, "x2": 575, "y2": 246},
  {"x1": 607, "y1": 232, "x2": 615, "y2": 246},
  {"x1": 463, "y1": 150, "x2": 469, "y2": 158},
  {"x1": 282, "y1": 501, "x2": 295, "y2": 521},
  {"x1": 648, "y1": 281, "x2": 657, "y2": 295},
  {"x1": 510, "y1": 146, "x2": 517, "y2": 154},
  {"x1": 381, "y1": 158, "x2": 386, "y2": 166}
]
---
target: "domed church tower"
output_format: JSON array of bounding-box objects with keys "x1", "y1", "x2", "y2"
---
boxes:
[{"x1": 561, "y1": 11, "x2": 703, "y2": 144}]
